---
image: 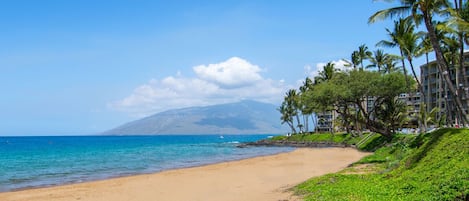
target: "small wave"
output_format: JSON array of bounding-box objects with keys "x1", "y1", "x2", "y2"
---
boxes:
[{"x1": 226, "y1": 141, "x2": 240, "y2": 144}]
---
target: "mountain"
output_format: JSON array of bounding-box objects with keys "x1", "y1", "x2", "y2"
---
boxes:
[{"x1": 104, "y1": 100, "x2": 287, "y2": 135}]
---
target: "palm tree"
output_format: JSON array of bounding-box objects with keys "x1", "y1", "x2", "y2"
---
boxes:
[
  {"x1": 383, "y1": 54, "x2": 402, "y2": 74},
  {"x1": 286, "y1": 89, "x2": 303, "y2": 133},
  {"x1": 366, "y1": 49, "x2": 390, "y2": 73},
  {"x1": 399, "y1": 25, "x2": 426, "y2": 101},
  {"x1": 314, "y1": 62, "x2": 336, "y2": 84},
  {"x1": 299, "y1": 77, "x2": 314, "y2": 132},
  {"x1": 357, "y1": 44, "x2": 372, "y2": 70},
  {"x1": 445, "y1": 1, "x2": 469, "y2": 97},
  {"x1": 370, "y1": 0, "x2": 469, "y2": 125},
  {"x1": 278, "y1": 102, "x2": 297, "y2": 134},
  {"x1": 343, "y1": 51, "x2": 361, "y2": 70},
  {"x1": 376, "y1": 18, "x2": 414, "y2": 91},
  {"x1": 417, "y1": 34, "x2": 436, "y2": 116}
]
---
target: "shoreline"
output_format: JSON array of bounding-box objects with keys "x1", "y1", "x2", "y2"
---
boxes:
[
  {"x1": 0, "y1": 147, "x2": 370, "y2": 201},
  {"x1": 1, "y1": 147, "x2": 296, "y2": 193}
]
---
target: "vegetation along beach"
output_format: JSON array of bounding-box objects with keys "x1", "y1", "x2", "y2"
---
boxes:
[{"x1": 1, "y1": 0, "x2": 469, "y2": 201}]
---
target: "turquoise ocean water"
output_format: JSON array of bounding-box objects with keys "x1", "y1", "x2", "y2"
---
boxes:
[{"x1": 0, "y1": 135, "x2": 292, "y2": 192}]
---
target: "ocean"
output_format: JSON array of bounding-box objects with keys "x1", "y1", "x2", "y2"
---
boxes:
[{"x1": 0, "y1": 135, "x2": 292, "y2": 192}]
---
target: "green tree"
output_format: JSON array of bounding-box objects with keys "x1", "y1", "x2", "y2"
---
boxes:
[
  {"x1": 310, "y1": 70, "x2": 410, "y2": 139},
  {"x1": 370, "y1": 0, "x2": 469, "y2": 125}
]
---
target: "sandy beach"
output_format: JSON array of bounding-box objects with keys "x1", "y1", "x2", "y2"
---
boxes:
[{"x1": 0, "y1": 148, "x2": 369, "y2": 201}]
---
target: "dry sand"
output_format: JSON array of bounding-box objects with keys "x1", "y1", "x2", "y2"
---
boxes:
[{"x1": 0, "y1": 148, "x2": 370, "y2": 201}]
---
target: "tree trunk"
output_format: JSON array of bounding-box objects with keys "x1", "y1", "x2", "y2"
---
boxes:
[
  {"x1": 423, "y1": 14, "x2": 468, "y2": 125},
  {"x1": 287, "y1": 121, "x2": 297, "y2": 134},
  {"x1": 295, "y1": 112, "x2": 303, "y2": 133},
  {"x1": 459, "y1": 32, "x2": 469, "y2": 126},
  {"x1": 400, "y1": 49, "x2": 411, "y2": 91},
  {"x1": 311, "y1": 114, "x2": 318, "y2": 133},
  {"x1": 303, "y1": 114, "x2": 309, "y2": 133}
]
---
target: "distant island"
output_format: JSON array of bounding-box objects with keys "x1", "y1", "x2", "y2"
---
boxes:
[{"x1": 103, "y1": 100, "x2": 288, "y2": 135}]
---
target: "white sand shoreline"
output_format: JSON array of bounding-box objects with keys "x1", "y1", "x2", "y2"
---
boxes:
[{"x1": 0, "y1": 148, "x2": 370, "y2": 201}]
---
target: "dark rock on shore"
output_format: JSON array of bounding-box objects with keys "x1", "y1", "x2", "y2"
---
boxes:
[{"x1": 237, "y1": 139, "x2": 351, "y2": 148}]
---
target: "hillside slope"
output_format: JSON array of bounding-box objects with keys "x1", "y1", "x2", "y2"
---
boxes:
[
  {"x1": 104, "y1": 100, "x2": 287, "y2": 135},
  {"x1": 296, "y1": 128, "x2": 469, "y2": 200}
]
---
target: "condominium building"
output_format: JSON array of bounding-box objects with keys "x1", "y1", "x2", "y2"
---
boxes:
[
  {"x1": 420, "y1": 54, "x2": 469, "y2": 125},
  {"x1": 398, "y1": 92, "x2": 421, "y2": 118}
]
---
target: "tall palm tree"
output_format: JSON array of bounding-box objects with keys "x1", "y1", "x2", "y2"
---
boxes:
[
  {"x1": 376, "y1": 18, "x2": 414, "y2": 91},
  {"x1": 286, "y1": 89, "x2": 303, "y2": 133},
  {"x1": 357, "y1": 44, "x2": 372, "y2": 70},
  {"x1": 299, "y1": 77, "x2": 314, "y2": 132},
  {"x1": 445, "y1": 0, "x2": 469, "y2": 96},
  {"x1": 417, "y1": 34, "x2": 436, "y2": 117},
  {"x1": 370, "y1": 0, "x2": 469, "y2": 125},
  {"x1": 399, "y1": 26, "x2": 426, "y2": 100},
  {"x1": 278, "y1": 102, "x2": 297, "y2": 134}
]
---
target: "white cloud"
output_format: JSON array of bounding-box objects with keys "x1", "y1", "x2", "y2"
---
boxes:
[
  {"x1": 109, "y1": 57, "x2": 290, "y2": 117},
  {"x1": 193, "y1": 57, "x2": 263, "y2": 88}
]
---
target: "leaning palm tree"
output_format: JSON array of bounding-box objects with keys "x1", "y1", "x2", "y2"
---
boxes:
[
  {"x1": 370, "y1": 0, "x2": 468, "y2": 125},
  {"x1": 286, "y1": 89, "x2": 303, "y2": 133},
  {"x1": 278, "y1": 102, "x2": 297, "y2": 134}
]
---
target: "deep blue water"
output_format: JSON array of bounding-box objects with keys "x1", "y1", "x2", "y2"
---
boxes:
[{"x1": 0, "y1": 135, "x2": 292, "y2": 192}]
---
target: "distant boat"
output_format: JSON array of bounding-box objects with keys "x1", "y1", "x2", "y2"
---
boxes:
[{"x1": 219, "y1": 135, "x2": 224, "y2": 139}]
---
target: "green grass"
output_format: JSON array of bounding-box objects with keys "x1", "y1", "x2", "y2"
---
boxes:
[
  {"x1": 270, "y1": 132, "x2": 386, "y2": 151},
  {"x1": 295, "y1": 128, "x2": 469, "y2": 201},
  {"x1": 270, "y1": 132, "x2": 350, "y2": 143}
]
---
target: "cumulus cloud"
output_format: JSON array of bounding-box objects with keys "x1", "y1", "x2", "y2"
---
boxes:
[
  {"x1": 109, "y1": 57, "x2": 289, "y2": 117},
  {"x1": 193, "y1": 57, "x2": 263, "y2": 88}
]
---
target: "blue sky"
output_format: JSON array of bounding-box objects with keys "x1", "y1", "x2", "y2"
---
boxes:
[{"x1": 0, "y1": 0, "x2": 423, "y2": 135}]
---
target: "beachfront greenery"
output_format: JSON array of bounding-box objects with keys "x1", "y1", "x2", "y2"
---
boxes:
[
  {"x1": 280, "y1": 0, "x2": 469, "y2": 136},
  {"x1": 270, "y1": 132, "x2": 386, "y2": 151},
  {"x1": 295, "y1": 128, "x2": 469, "y2": 200}
]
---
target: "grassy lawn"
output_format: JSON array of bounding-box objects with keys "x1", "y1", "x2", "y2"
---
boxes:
[{"x1": 294, "y1": 128, "x2": 469, "y2": 200}]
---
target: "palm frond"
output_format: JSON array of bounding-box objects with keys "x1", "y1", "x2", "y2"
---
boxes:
[{"x1": 369, "y1": 6, "x2": 412, "y2": 23}]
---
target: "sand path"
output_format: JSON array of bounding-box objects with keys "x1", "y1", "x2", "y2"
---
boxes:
[{"x1": 0, "y1": 148, "x2": 370, "y2": 201}]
